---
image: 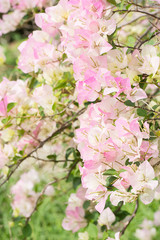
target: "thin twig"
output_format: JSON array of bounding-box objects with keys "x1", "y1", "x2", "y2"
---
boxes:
[
  {"x1": 25, "y1": 177, "x2": 66, "y2": 224},
  {"x1": 120, "y1": 199, "x2": 139, "y2": 236},
  {"x1": 0, "y1": 107, "x2": 86, "y2": 187},
  {"x1": 113, "y1": 10, "x2": 160, "y2": 20}
]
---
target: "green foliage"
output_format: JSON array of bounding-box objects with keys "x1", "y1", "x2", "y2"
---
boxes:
[
  {"x1": 103, "y1": 168, "x2": 119, "y2": 176},
  {"x1": 106, "y1": 0, "x2": 117, "y2": 6},
  {"x1": 137, "y1": 108, "x2": 148, "y2": 117},
  {"x1": 7, "y1": 102, "x2": 17, "y2": 112},
  {"x1": 124, "y1": 100, "x2": 135, "y2": 107},
  {"x1": 106, "y1": 176, "x2": 118, "y2": 188},
  {"x1": 83, "y1": 200, "x2": 90, "y2": 209},
  {"x1": 87, "y1": 223, "x2": 98, "y2": 239},
  {"x1": 73, "y1": 177, "x2": 81, "y2": 189},
  {"x1": 22, "y1": 224, "x2": 32, "y2": 238}
]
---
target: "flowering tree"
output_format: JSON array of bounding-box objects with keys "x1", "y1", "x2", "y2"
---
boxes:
[{"x1": 0, "y1": 0, "x2": 160, "y2": 239}]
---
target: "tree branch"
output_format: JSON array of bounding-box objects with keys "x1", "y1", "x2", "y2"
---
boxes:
[
  {"x1": 0, "y1": 107, "x2": 86, "y2": 187},
  {"x1": 120, "y1": 199, "x2": 139, "y2": 236}
]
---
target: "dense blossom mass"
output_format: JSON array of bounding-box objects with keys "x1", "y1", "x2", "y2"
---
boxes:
[{"x1": 0, "y1": 0, "x2": 160, "y2": 239}]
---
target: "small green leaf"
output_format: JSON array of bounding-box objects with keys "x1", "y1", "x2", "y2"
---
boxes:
[
  {"x1": 65, "y1": 147, "x2": 75, "y2": 161},
  {"x1": 137, "y1": 108, "x2": 147, "y2": 117},
  {"x1": 52, "y1": 103, "x2": 57, "y2": 111},
  {"x1": 83, "y1": 200, "x2": 90, "y2": 209},
  {"x1": 103, "y1": 169, "x2": 118, "y2": 176},
  {"x1": 103, "y1": 232, "x2": 108, "y2": 240},
  {"x1": 124, "y1": 100, "x2": 135, "y2": 107},
  {"x1": 47, "y1": 154, "x2": 57, "y2": 160},
  {"x1": 18, "y1": 129, "x2": 25, "y2": 138},
  {"x1": 73, "y1": 177, "x2": 81, "y2": 189},
  {"x1": 54, "y1": 80, "x2": 67, "y2": 90},
  {"x1": 38, "y1": 106, "x2": 45, "y2": 118},
  {"x1": 7, "y1": 102, "x2": 17, "y2": 112},
  {"x1": 88, "y1": 223, "x2": 98, "y2": 238},
  {"x1": 2, "y1": 116, "x2": 11, "y2": 124},
  {"x1": 127, "y1": 36, "x2": 136, "y2": 47},
  {"x1": 22, "y1": 224, "x2": 32, "y2": 237},
  {"x1": 106, "y1": 176, "x2": 118, "y2": 188},
  {"x1": 119, "y1": 0, "x2": 124, "y2": 10},
  {"x1": 152, "y1": 105, "x2": 159, "y2": 110},
  {"x1": 107, "y1": 0, "x2": 117, "y2": 6},
  {"x1": 116, "y1": 210, "x2": 130, "y2": 222}
]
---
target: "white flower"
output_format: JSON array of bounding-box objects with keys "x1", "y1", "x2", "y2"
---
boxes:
[
  {"x1": 98, "y1": 207, "x2": 115, "y2": 229},
  {"x1": 78, "y1": 232, "x2": 89, "y2": 240}
]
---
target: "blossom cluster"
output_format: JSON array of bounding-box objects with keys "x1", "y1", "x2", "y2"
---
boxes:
[
  {"x1": 11, "y1": 169, "x2": 40, "y2": 217},
  {"x1": 0, "y1": 77, "x2": 59, "y2": 169},
  {"x1": 0, "y1": 0, "x2": 159, "y2": 239},
  {"x1": 17, "y1": 0, "x2": 160, "y2": 106},
  {"x1": 14, "y1": 0, "x2": 160, "y2": 236},
  {"x1": 0, "y1": 0, "x2": 52, "y2": 35},
  {"x1": 11, "y1": 168, "x2": 54, "y2": 217},
  {"x1": 62, "y1": 187, "x2": 87, "y2": 233},
  {"x1": 76, "y1": 96, "x2": 159, "y2": 212}
]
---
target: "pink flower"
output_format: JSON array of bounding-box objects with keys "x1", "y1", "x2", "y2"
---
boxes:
[{"x1": 62, "y1": 187, "x2": 87, "y2": 232}]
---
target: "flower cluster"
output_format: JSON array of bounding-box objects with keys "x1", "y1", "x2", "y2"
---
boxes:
[
  {"x1": 0, "y1": 78, "x2": 59, "y2": 169},
  {"x1": 62, "y1": 187, "x2": 87, "y2": 233},
  {"x1": 11, "y1": 168, "x2": 54, "y2": 217},
  {"x1": 11, "y1": 169, "x2": 40, "y2": 217},
  {"x1": 0, "y1": 0, "x2": 52, "y2": 35},
  {"x1": 18, "y1": 0, "x2": 157, "y2": 105},
  {"x1": 0, "y1": 0, "x2": 159, "y2": 239},
  {"x1": 76, "y1": 96, "x2": 159, "y2": 212}
]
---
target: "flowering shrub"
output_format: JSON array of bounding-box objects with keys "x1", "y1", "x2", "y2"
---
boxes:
[{"x1": 0, "y1": 0, "x2": 160, "y2": 239}]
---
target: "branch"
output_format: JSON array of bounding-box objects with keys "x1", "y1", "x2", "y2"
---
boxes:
[
  {"x1": 120, "y1": 199, "x2": 139, "y2": 236},
  {"x1": 25, "y1": 177, "x2": 66, "y2": 224},
  {"x1": 117, "y1": 98, "x2": 160, "y2": 115},
  {"x1": 113, "y1": 10, "x2": 160, "y2": 20},
  {"x1": 0, "y1": 107, "x2": 86, "y2": 187},
  {"x1": 31, "y1": 156, "x2": 74, "y2": 163}
]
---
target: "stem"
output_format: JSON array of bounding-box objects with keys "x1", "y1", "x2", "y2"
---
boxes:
[{"x1": 120, "y1": 199, "x2": 139, "y2": 236}]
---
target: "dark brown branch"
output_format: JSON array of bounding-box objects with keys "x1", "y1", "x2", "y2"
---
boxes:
[
  {"x1": 120, "y1": 199, "x2": 139, "y2": 236},
  {"x1": 113, "y1": 10, "x2": 160, "y2": 20},
  {"x1": 31, "y1": 156, "x2": 74, "y2": 163},
  {"x1": 117, "y1": 98, "x2": 160, "y2": 115}
]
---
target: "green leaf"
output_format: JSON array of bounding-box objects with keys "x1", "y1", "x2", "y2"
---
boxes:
[
  {"x1": 47, "y1": 154, "x2": 57, "y2": 160},
  {"x1": 73, "y1": 177, "x2": 81, "y2": 189},
  {"x1": 152, "y1": 105, "x2": 159, "y2": 110},
  {"x1": 107, "y1": 0, "x2": 117, "y2": 6},
  {"x1": 22, "y1": 224, "x2": 32, "y2": 237},
  {"x1": 18, "y1": 129, "x2": 25, "y2": 138},
  {"x1": 126, "y1": 3, "x2": 132, "y2": 10},
  {"x1": 54, "y1": 80, "x2": 67, "y2": 90},
  {"x1": 52, "y1": 103, "x2": 57, "y2": 111},
  {"x1": 106, "y1": 176, "x2": 118, "y2": 188},
  {"x1": 125, "y1": 159, "x2": 132, "y2": 165},
  {"x1": 127, "y1": 36, "x2": 136, "y2": 47},
  {"x1": 65, "y1": 147, "x2": 75, "y2": 161},
  {"x1": 7, "y1": 102, "x2": 17, "y2": 112},
  {"x1": 119, "y1": 0, "x2": 125, "y2": 10},
  {"x1": 124, "y1": 100, "x2": 135, "y2": 107},
  {"x1": 2, "y1": 116, "x2": 11, "y2": 124},
  {"x1": 88, "y1": 223, "x2": 98, "y2": 238},
  {"x1": 103, "y1": 232, "x2": 108, "y2": 240},
  {"x1": 103, "y1": 169, "x2": 118, "y2": 176},
  {"x1": 137, "y1": 108, "x2": 147, "y2": 117},
  {"x1": 38, "y1": 106, "x2": 45, "y2": 118},
  {"x1": 116, "y1": 210, "x2": 130, "y2": 222},
  {"x1": 83, "y1": 200, "x2": 90, "y2": 209}
]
